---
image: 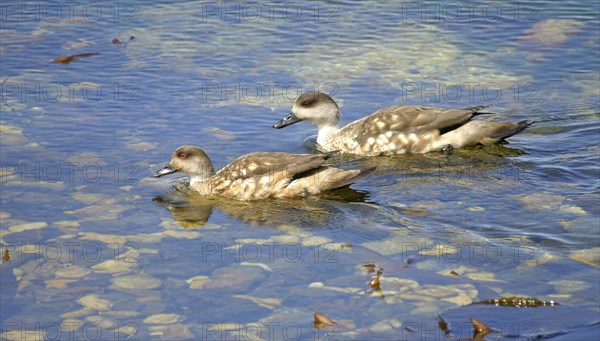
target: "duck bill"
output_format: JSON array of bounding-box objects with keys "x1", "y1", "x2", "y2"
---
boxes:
[
  {"x1": 152, "y1": 164, "x2": 177, "y2": 177},
  {"x1": 273, "y1": 112, "x2": 302, "y2": 129}
]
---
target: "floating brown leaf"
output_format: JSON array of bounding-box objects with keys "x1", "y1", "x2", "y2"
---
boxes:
[
  {"x1": 361, "y1": 262, "x2": 384, "y2": 295},
  {"x1": 449, "y1": 270, "x2": 459, "y2": 276},
  {"x1": 52, "y1": 53, "x2": 99, "y2": 64},
  {"x1": 437, "y1": 319, "x2": 452, "y2": 338},
  {"x1": 361, "y1": 262, "x2": 376, "y2": 273},
  {"x1": 369, "y1": 275, "x2": 381, "y2": 290},
  {"x1": 113, "y1": 36, "x2": 135, "y2": 47},
  {"x1": 469, "y1": 317, "x2": 490, "y2": 340},
  {"x1": 2, "y1": 248, "x2": 9, "y2": 262},
  {"x1": 313, "y1": 312, "x2": 335, "y2": 328},
  {"x1": 53, "y1": 56, "x2": 75, "y2": 63}
]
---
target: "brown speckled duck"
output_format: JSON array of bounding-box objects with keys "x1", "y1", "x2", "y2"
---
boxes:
[
  {"x1": 273, "y1": 92, "x2": 533, "y2": 156},
  {"x1": 152, "y1": 145, "x2": 373, "y2": 200}
]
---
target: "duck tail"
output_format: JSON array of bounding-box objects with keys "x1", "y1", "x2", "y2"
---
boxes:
[
  {"x1": 489, "y1": 120, "x2": 534, "y2": 141},
  {"x1": 437, "y1": 120, "x2": 533, "y2": 148},
  {"x1": 329, "y1": 167, "x2": 376, "y2": 189},
  {"x1": 464, "y1": 104, "x2": 493, "y2": 115}
]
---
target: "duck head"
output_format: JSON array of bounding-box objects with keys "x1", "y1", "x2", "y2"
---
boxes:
[
  {"x1": 273, "y1": 92, "x2": 341, "y2": 129},
  {"x1": 152, "y1": 145, "x2": 215, "y2": 181}
]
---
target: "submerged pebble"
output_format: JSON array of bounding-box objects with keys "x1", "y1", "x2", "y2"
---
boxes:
[
  {"x1": 80, "y1": 232, "x2": 127, "y2": 244},
  {"x1": 0, "y1": 211, "x2": 11, "y2": 220},
  {"x1": 77, "y1": 294, "x2": 112, "y2": 311},
  {"x1": 53, "y1": 220, "x2": 80, "y2": 228},
  {"x1": 147, "y1": 324, "x2": 194, "y2": 339},
  {"x1": 270, "y1": 235, "x2": 300, "y2": 244},
  {"x1": 199, "y1": 265, "x2": 268, "y2": 292},
  {"x1": 45, "y1": 278, "x2": 77, "y2": 288},
  {"x1": 240, "y1": 262, "x2": 272, "y2": 272},
  {"x1": 91, "y1": 256, "x2": 138, "y2": 274},
  {"x1": 143, "y1": 313, "x2": 182, "y2": 324},
  {"x1": 60, "y1": 308, "x2": 95, "y2": 319},
  {"x1": 186, "y1": 275, "x2": 211, "y2": 289},
  {"x1": 111, "y1": 274, "x2": 162, "y2": 290},
  {"x1": 518, "y1": 251, "x2": 558, "y2": 269},
  {"x1": 85, "y1": 315, "x2": 118, "y2": 329},
  {"x1": 569, "y1": 247, "x2": 600, "y2": 267},
  {"x1": 8, "y1": 221, "x2": 47, "y2": 233},
  {"x1": 126, "y1": 141, "x2": 158, "y2": 151},
  {"x1": 66, "y1": 203, "x2": 133, "y2": 221},
  {"x1": 301, "y1": 236, "x2": 332, "y2": 246},
  {"x1": 1, "y1": 330, "x2": 45, "y2": 341},
  {"x1": 0, "y1": 124, "x2": 23, "y2": 135},
  {"x1": 232, "y1": 295, "x2": 281, "y2": 310},
  {"x1": 519, "y1": 19, "x2": 584, "y2": 45},
  {"x1": 403, "y1": 284, "x2": 478, "y2": 306},
  {"x1": 71, "y1": 192, "x2": 110, "y2": 204},
  {"x1": 549, "y1": 280, "x2": 591, "y2": 293},
  {"x1": 54, "y1": 265, "x2": 91, "y2": 278},
  {"x1": 518, "y1": 193, "x2": 565, "y2": 211},
  {"x1": 559, "y1": 205, "x2": 587, "y2": 215},
  {"x1": 101, "y1": 310, "x2": 142, "y2": 318},
  {"x1": 163, "y1": 230, "x2": 202, "y2": 239}
]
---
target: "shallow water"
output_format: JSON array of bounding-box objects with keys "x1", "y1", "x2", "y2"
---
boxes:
[{"x1": 1, "y1": 0, "x2": 599, "y2": 340}]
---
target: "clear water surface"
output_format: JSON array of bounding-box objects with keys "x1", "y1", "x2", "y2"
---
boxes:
[{"x1": 1, "y1": 0, "x2": 599, "y2": 340}]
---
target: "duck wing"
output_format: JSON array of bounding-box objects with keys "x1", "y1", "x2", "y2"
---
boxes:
[
  {"x1": 344, "y1": 105, "x2": 492, "y2": 137},
  {"x1": 214, "y1": 152, "x2": 328, "y2": 182}
]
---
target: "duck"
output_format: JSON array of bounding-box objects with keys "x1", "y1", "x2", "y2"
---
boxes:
[
  {"x1": 273, "y1": 92, "x2": 533, "y2": 156},
  {"x1": 152, "y1": 145, "x2": 374, "y2": 200}
]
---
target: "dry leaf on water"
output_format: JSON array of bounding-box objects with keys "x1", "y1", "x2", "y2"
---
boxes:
[
  {"x1": 53, "y1": 53, "x2": 99, "y2": 63},
  {"x1": 361, "y1": 262, "x2": 376, "y2": 273},
  {"x1": 469, "y1": 317, "x2": 490, "y2": 340},
  {"x1": 369, "y1": 275, "x2": 381, "y2": 290},
  {"x1": 112, "y1": 36, "x2": 135, "y2": 47},
  {"x1": 313, "y1": 312, "x2": 335, "y2": 329}
]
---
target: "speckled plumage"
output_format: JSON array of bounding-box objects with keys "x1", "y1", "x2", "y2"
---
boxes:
[
  {"x1": 152, "y1": 145, "x2": 373, "y2": 200},
  {"x1": 273, "y1": 92, "x2": 533, "y2": 156}
]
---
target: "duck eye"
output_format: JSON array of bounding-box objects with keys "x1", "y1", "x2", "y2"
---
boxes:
[
  {"x1": 179, "y1": 152, "x2": 187, "y2": 159},
  {"x1": 301, "y1": 100, "x2": 312, "y2": 108}
]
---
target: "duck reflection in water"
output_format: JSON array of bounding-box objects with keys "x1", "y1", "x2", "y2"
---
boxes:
[{"x1": 153, "y1": 182, "x2": 370, "y2": 229}]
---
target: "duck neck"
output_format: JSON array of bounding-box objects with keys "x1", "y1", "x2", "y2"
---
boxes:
[
  {"x1": 189, "y1": 174, "x2": 213, "y2": 195},
  {"x1": 189, "y1": 165, "x2": 215, "y2": 188},
  {"x1": 316, "y1": 124, "x2": 340, "y2": 148},
  {"x1": 190, "y1": 174, "x2": 211, "y2": 186}
]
